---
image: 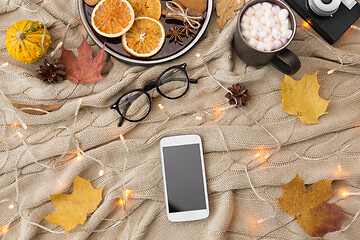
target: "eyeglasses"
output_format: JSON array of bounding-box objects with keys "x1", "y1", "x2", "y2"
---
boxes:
[{"x1": 111, "y1": 63, "x2": 198, "y2": 127}]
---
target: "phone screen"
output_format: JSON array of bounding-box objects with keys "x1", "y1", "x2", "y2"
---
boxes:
[{"x1": 162, "y1": 143, "x2": 206, "y2": 213}]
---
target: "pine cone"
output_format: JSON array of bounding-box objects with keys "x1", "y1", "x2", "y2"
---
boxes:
[
  {"x1": 36, "y1": 59, "x2": 66, "y2": 83},
  {"x1": 225, "y1": 84, "x2": 250, "y2": 106}
]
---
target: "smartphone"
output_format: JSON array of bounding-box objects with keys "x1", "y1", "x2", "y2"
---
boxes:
[{"x1": 160, "y1": 134, "x2": 209, "y2": 222}]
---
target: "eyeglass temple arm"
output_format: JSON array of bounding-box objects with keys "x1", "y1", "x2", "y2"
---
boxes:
[
  {"x1": 160, "y1": 78, "x2": 198, "y2": 85},
  {"x1": 117, "y1": 101, "x2": 131, "y2": 127}
]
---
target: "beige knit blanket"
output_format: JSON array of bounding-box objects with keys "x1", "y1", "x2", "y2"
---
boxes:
[{"x1": 1, "y1": 0, "x2": 360, "y2": 239}]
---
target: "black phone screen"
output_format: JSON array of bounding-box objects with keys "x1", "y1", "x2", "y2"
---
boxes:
[{"x1": 163, "y1": 143, "x2": 206, "y2": 213}]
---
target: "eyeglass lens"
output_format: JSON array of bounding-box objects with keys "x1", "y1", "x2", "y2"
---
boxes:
[
  {"x1": 158, "y1": 67, "x2": 188, "y2": 99},
  {"x1": 118, "y1": 91, "x2": 150, "y2": 121}
]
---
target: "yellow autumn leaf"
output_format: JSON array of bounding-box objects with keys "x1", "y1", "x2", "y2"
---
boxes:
[
  {"x1": 43, "y1": 175, "x2": 104, "y2": 232},
  {"x1": 281, "y1": 71, "x2": 330, "y2": 124}
]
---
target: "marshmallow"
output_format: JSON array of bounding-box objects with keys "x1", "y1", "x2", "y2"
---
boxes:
[
  {"x1": 274, "y1": 15, "x2": 280, "y2": 23},
  {"x1": 268, "y1": 42, "x2": 275, "y2": 51},
  {"x1": 248, "y1": 38, "x2": 258, "y2": 48},
  {"x1": 279, "y1": 9, "x2": 289, "y2": 21},
  {"x1": 256, "y1": 41, "x2": 266, "y2": 51},
  {"x1": 272, "y1": 29, "x2": 281, "y2": 39},
  {"x1": 281, "y1": 19, "x2": 290, "y2": 27},
  {"x1": 274, "y1": 40, "x2": 283, "y2": 49},
  {"x1": 253, "y1": 3, "x2": 262, "y2": 10},
  {"x1": 245, "y1": 7, "x2": 255, "y2": 16},
  {"x1": 250, "y1": 16, "x2": 259, "y2": 25},
  {"x1": 281, "y1": 29, "x2": 293, "y2": 39},
  {"x1": 260, "y1": 17, "x2": 266, "y2": 24},
  {"x1": 255, "y1": 9, "x2": 264, "y2": 17},
  {"x1": 281, "y1": 24, "x2": 290, "y2": 32},
  {"x1": 254, "y1": 21, "x2": 263, "y2": 30},
  {"x1": 266, "y1": 19, "x2": 276, "y2": 28},
  {"x1": 242, "y1": 15, "x2": 251, "y2": 23},
  {"x1": 259, "y1": 31, "x2": 267, "y2": 39},
  {"x1": 264, "y1": 43, "x2": 272, "y2": 51},
  {"x1": 280, "y1": 37, "x2": 288, "y2": 45},
  {"x1": 262, "y1": 2, "x2": 272, "y2": 10},
  {"x1": 250, "y1": 30, "x2": 259, "y2": 38},
  {"x1": 264, "y1": 36, "x2": 274, "y2": 43},
  {"x1": 264, "y1": 10, "x2": 273, "y2": 19},
  {"x1": 241, "y1": 22, "x2": 250, "y2": 30},
  {"x1": 272, "y1": 6, "x2": 281, "y2": 14},
  {"x1": 242, "y1": 30, "x2": 251, "y2": 40}
]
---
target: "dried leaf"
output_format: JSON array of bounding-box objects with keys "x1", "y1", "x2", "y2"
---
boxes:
[
  {"x1": 12, "y1": 102, "x2": 64, "y2": 115},
  {"x1": 43, "y1": 175, "x2": 104, "y2": 232},
  {"x1": 216, "y1": 0, "x2": 243, "y2": 29},
  {"x1": 277, "y1": 173, "x2": 345, "y2": 237},
  {"x1": 281, "y1": 71, "x2": 330, "y2": 124},
  {"x1": 59, "y1": 37, "x2": 106, "y2": 84}
]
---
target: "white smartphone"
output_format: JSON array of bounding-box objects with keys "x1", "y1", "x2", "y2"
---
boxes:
[{"x1": 160, "y1": 134, "x2": 209, "y2": 222}]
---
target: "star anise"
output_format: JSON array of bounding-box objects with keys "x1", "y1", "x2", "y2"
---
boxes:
[
  {"x1": 179, "y1": 23, "x2": 196, "y2": 38},
  {"x1": 225, "y1": 84, "x2": 250, "y2": 106},
  {"x1": 166, "y1": 25, "x2": 185, "y2": 45}
]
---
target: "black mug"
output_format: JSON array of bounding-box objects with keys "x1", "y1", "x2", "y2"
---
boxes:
[{"x1": 234, "y1": 0, "x2": 301, "y2": 75}]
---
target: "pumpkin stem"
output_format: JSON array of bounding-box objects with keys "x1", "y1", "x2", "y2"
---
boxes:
[{"x1": 16, "y1": 31, "x2": 26, "y2": 41}]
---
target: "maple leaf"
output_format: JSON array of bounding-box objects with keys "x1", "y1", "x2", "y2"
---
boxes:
[
  {"x1": 277, "y1": 173, "x2": 345, "y2": 237},
  {"x1": 281, "y1": 71, "x2": 330, "y2": 124},
  {"x1": 59, "y1": 37, "x2": 105, "y2": 84},
  {"x1": 216, "y1": 0, "x2": 243, "y2": 29},
  {"x1": 43, "y1": 175, "x2": 104, "y2": 232}
]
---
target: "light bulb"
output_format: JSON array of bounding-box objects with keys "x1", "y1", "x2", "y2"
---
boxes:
[
  {"x1": 327, "y1": 69, "x2": 334, "y2": 75},
  {"x1": 125, "y1": 189, "x2": 132, "y2": 196},
  {"x1": 99, "y1": 169, "x2": 104, "y2": 177},
  {"x1": 1, "y1": 225, "x2": 9, "y2": 233},
  {"x1": 1, "y1": 62, "x2": 9, "y2": 68},
  {"x1": 158, "y1": 103, "x2": 164, "y2": 110},
  {"x1": 340, "y1": 190, "x2": 349, "y2": 198},
  {"x1": 76, "y1": 152, "x2": 83, "y2": 160},
  {"x1": 301, "y1": 21, "x2": 311, "y2": 29},
  {"x1": 257, "y1": 218, "x2": 264, "y2": 224}
]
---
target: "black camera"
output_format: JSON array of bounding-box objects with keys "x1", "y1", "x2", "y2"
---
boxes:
[{"x1": 284, "y1": 0, "x2": 360, "y2": 44}]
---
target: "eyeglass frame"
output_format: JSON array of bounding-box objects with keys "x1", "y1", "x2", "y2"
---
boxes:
[{"x1": 111, "y1": 63, "x2": 198, "y2": 127}]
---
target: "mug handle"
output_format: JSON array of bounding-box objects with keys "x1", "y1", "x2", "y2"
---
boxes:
[{"x1": 271, "y1": 48, "x2": 301, "y2": 75}]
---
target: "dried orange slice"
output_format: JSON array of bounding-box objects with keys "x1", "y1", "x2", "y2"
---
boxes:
[
  {"x1": 91, "y1": 0, "x2": 135, "y2": 38},
  {"x1": 122, "y1": 17, "x2": 165, "y2": 58},
  {"x1": 127, "y1": 0, "x2": 162, "y2": 19}
]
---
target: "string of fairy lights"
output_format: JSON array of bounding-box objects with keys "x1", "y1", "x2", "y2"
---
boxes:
[{"x1": 0, "y1": 0, "x2": 360, "y2": 238}]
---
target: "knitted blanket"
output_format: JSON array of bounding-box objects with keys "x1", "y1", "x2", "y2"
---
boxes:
[{"x1": 1, "y1": 0, "x2": 360, "y2": 239}]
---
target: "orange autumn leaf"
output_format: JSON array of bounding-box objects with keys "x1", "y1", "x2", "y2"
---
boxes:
[{"x1": 277, "y1": 173, "x2": 345, "y2": 237}]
